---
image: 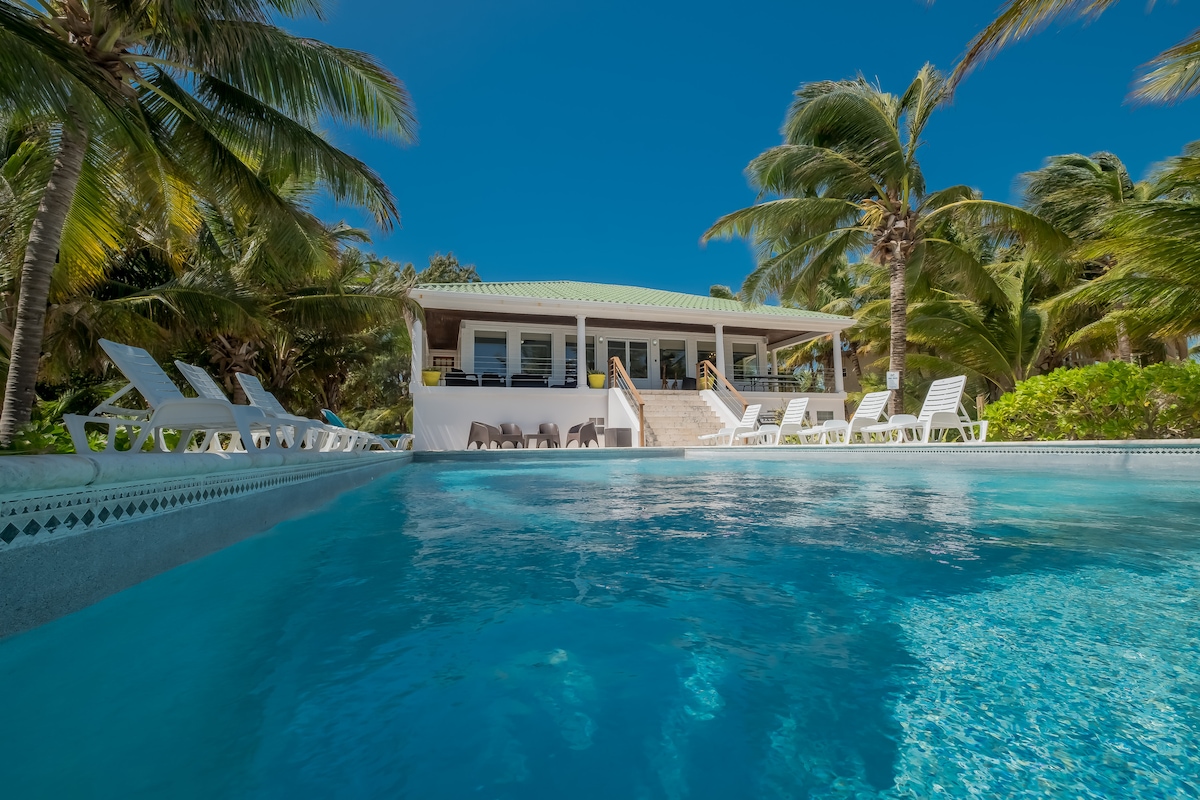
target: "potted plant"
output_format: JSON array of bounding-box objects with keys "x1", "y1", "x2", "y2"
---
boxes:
[
  {"x1": 587, "y1": 371, "x2": 606, "y2": 389},
  {"x1": 421, "y1": 369, "x2": 442, "y2": 386}
]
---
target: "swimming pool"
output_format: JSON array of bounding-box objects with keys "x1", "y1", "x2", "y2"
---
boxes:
[{"x1": 2, "y1": 455, "x2": 1199, "y2": 798}]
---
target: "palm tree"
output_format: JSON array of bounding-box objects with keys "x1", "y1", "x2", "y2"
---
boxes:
[
  {"x1": 907, "y1": 253, "x2": 1050, "y2": 397},
  {"x1": 1053, "y1": 142, "x2": 1200, "y2": 349},
  {"x1": 1022, "y1": 152, "x2": 1152, "y2": 361},
  {"x1": 704, "y1": 65, "x2": 1062, "y2": 413},
  {"x1": 0, "y1": 0, "x2": 416, "y2": 445},
  {"x1": 951, "y1": 1, "x2": 1200, "y2": 104}
]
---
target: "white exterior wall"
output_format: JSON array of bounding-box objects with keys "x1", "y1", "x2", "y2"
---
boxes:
[{"x1": 413, "y1": 386, "x2": 609, "y2": 451}]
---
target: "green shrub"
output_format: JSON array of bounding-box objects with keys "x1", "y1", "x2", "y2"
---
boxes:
[{"x1": 984, "y1": 361, "x2": 1200, "y2": 441}]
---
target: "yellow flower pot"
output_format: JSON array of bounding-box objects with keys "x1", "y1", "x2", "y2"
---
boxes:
[
  {"x1": 421, "y1": 370, "x2": 441, "y2": 386},
  {"x1": 587, "y1": 374, "x2": 606, "y2": 389},
  {"x1": 697, "y1": 377, "x2": 714, "y2": 390}
]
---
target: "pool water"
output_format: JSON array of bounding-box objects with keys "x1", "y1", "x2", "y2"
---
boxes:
[{"x1": 3, "y1": 457, "x2": 1200, "y2": 798}]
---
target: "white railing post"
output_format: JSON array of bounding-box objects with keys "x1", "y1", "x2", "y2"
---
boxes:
[
  {"x1": 410, "y1": 317, "x2": 423, "y2": 391},
  {"x1": 832, "y1": 331, "x2": 844, "y2": 393},
  {"x1": 576, "y1": 314, "x2": 587, "y2": 390},
  {"x1": 715, "y1": 324, "x2": 726, "y2": 376}
]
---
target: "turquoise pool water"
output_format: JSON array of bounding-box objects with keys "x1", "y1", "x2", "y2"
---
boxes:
[{"x1": 2, "y1": 456, "x2": 1200, "y2": 798}]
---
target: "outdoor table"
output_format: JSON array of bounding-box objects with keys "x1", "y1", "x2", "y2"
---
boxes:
[{"x1": 523, "y1": 432, "x2": 560, "y2": 448}]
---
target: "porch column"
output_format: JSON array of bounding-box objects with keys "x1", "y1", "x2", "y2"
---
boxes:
[
  {"x1": 714, "y1": 324, "x2": 726, "y2": 375},
  {"x1": 771, "y1": 348, "x2": 778, "y2": 376},
  {"x1": 576, "y1": 315, "x2": 587, "y2": 390},
  {"x1": 832, "y1": 331, "x2": 844, "y2": 393},
  {"x1": 410, "y1": 317, "x2": 423, "y2": 390}
]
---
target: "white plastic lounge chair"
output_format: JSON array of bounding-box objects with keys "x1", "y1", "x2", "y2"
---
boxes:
[
  {"x1": 234, "y1": 372, "x2": 353, "y2": 450},
  {"x1": 176, "y1": 360, "x2": 337, "y2": 451},
  {"x1": 736, "y1": 398, "x2": 811, "y2": 445},
  {"x1": 698, "y1": 403, "x2": 762, "y2": 446},
  {"x1": 63, "y1": 339, "x2": 273, "y2": 454},
  {"x1": 806, "y1": 390, "x2": 892, "y2": 444},
  {"x1": 322, "y1": 409, "x2": 412, "y2": 451},
  {"x1": 861, "y1": 377, "x2": 988, "y2": 444}
]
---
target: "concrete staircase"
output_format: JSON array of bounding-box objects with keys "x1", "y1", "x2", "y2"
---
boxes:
[{"x1": 639, "y1": 391, "x2": 726, "y2": 447}]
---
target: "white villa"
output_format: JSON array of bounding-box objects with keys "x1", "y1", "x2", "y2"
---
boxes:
[{"x1": 408, "y1": 281, "x2": 855, "y2": 450}]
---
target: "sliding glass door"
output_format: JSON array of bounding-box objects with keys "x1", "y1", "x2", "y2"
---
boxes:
[{"x1": 606, "y1": 339, "x2": 651, "y2": 388}]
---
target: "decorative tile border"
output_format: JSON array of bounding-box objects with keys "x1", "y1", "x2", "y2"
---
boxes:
[{"x1": 0, "y1": 457, "x2": 403, "y2": 551}]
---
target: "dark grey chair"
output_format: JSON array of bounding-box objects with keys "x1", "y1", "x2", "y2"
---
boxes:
[
  {"x1": 511, "y1": 374, "x2": 548, "y2": 388},
  {"x1": 481, "y1": 373, "x2": 506, "y2": 387},
  {"x1": 466, "y1": 421, "x2": 502, "y2": 449},
  {"x1": 681, "y1": 377, "x2": 697, "y2": 391},
  {"x1": 565, "y1": 421, "x2": 598, "y2": 448},
  {"x1": 497, "y1": 423, "x2": 524, "y2": 448},
  {"x1": 445, "y1": 369, "x2": 479, "y2": 387}
]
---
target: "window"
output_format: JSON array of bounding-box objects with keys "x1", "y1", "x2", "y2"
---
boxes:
[
  {"x1": 608, "y1": 340, "x2": 649, "y2": 379},
  {"x1": 659, "y1": 340, "x2": 687, "y2": 380},
  {"x1": 732, "y1": 343, "x2": 759, "y2": 379},
  {"x1": 473, "y1": 331, "x2": 507, "y2": 377},
  {"x1": 520, "y1": 332, "x2": 552, "y2": 376},
  {"x1": 565, "y1": 335, "x2": 596, "y2": 377},
  {"x1": 698, "y1": 341, "x2": 717, "y2": 367}
]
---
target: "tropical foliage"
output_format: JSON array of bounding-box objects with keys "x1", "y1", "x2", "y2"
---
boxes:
[
  {"x1": 949, "y1": 0, "x2": 1200, "y2": 104},
  {"x1": 984, "y1": 361, "x2": 1200, "y2": 440},
  {"x1": 0, "y1": 0, "x2": 415, "y2": 445}
]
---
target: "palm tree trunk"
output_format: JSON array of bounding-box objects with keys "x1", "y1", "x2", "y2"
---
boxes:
[
  {"x1": 0, "y1": 121, "x2": 89, "y2": 446},
  {"x1": 1116, "y1": 321, "x2": 1133, "y2": 363},
  {"x1": 888, "y1": 255, "x2": 907, "y2": 415}
]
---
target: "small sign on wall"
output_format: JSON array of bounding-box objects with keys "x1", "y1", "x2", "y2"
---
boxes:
[{"x1": 886, "y1": 371, "x2": 900, "y2": 390}]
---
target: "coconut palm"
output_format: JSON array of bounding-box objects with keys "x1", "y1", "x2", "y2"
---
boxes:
[
  {"x1": 1052, "y1": 142, "x2": 1200, "y2": 350},
  {"x1": 951, "y1": 0, "x2": 1200, "y2": 104},
  {"x1": 907, "y1": 253, "x2": 1050, "y2": 397},
  {"x1": 1022, "y1": 152, "x2": 1153, "y2": 361},
  {"x1": 0, "y1": 0, "x2": 416, "y2": 444},
  {"x1": 704, "y1": 65, "x2": 1063, "y2": 413}
]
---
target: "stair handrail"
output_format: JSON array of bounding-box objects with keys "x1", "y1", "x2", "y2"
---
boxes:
[
  {"x1": 608, "y1": 356, "x2": 646, "y2": 447},
  {"x1": 696, "y1": 360, "x2": 748, "y2": 420}
]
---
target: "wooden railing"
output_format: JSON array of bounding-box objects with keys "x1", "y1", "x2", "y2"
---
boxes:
[
  {"x1": 608, "y1": 356, "x2": 646, "y2": 447},
  {"x1": 697, "y1": 360, "x2": 749, "y2": 419}
]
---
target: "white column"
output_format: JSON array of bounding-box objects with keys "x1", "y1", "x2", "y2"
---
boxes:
[
  {"x1": 410, "y1": 317, "x2": 423, "y2": 390},
  {"x1": 832, "y1": 331, "x2": 845, "y2": 393},
  {"x1": 576, "y1": 315, "x2": 587, "y2": 390},
  {"x1": 714, "y1": 324, "x2": 726, "y2": 375},
  {"x1": 771, "y1": 348, "x2": 778, "y2": 376}
]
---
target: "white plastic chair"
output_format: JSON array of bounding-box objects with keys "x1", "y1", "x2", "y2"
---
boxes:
[
  {"x1": 807, "y1": 390, "x2": 892, "y2": 444},
  {"x1": 736, "y1": 398, "x2": 811, "y2": 445},
  {"x1": 63, "y1": 339, "x2": 274, "y2": 454},
  {"x1": 176, "y1": 361, "x2": 339, "y2": 451},
  {"x1": 698, "y1": 403, "x2": 762, "y2": 446},
  {"x1": 861, "y1": 377, "x2": 988, "y2": 444},
  {"x1": 321, "y1": 409, "x2": 411, "y2": 451},
  {"x1": 233, "y1": 372, "x2": 359, "y2": 450}
]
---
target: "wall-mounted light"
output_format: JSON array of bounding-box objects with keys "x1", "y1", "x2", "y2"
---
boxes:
[
  {"x1": 652, "y1": 339, "x2": 658, "y2": 346},
  {"x1": 598, "y1": 336, "x2": 604, "y2": 343}
]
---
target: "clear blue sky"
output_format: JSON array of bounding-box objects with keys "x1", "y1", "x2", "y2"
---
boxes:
[{"x1": 293, "y1": 0, "x2": 1200, "y2": 296}]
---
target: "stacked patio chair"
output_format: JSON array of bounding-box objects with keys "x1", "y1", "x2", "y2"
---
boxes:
[
  {"x1": 64, "y1": 339, "x2": 279, "y2": 455},
  {"x1": 736, "y1": 398, "x2": 813, "y2": 445},
  {"x1": 321, "y1": 410, "x2": 412, "y2": 451}
]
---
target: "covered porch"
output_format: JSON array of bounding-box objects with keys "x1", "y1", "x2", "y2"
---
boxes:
[{"x1": 408, "y1": 281, "x2": 855, "y2": 450}]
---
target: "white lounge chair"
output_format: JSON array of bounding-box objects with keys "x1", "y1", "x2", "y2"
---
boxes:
[
  {"x1": 175, "y1": 361, "x2": 337, "y2": 451},
  {"x1": 322, "y1": 409, "x2": 411, "y2": 451},
  {"x1": 698, "y1": 403, "x2": 762, "y2": 446},
  {"x1": 736, "y1": 398, "x2": 811, "y2": 445},
  {"x1": 64, "y1": 339, "x2": 274, "y2": 454},
  {"x1": 234, "y1": 372, "x2": 359, "y2": 451},
  {"x1": 805, "y1": 390, "x2": 892, "y2": 444},
  {"x1": 861, "y1": 377, "x2": 988, "y2": 444}
]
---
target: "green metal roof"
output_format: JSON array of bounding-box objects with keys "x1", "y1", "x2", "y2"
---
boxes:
[{"x1": 413, "y1": 281, "x2": 848, "y2": 321}]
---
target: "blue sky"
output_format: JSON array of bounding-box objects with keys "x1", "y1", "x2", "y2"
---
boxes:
[{"x1": 294, "y1": 0, "x2": 1200, "y2": 296}]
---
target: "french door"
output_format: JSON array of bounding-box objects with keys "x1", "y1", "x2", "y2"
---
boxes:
[{"x1": 607, "y1": 339, "x2": 651, "y2": 388}]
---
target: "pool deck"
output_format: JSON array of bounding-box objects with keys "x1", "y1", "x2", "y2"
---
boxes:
[{"x1": 0, "y1": 449, "x2": 410, "y2": 638}]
